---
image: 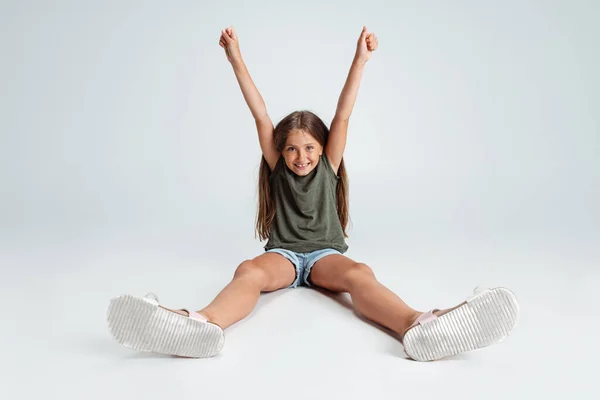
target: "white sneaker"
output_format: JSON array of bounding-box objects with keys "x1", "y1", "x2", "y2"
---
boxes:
[
  {"x1": 107, "y1": 293, "x2": 224, "y2": 358},
  {"x1": 402, "y1": 287, "x2": 519, "y2": 361}
]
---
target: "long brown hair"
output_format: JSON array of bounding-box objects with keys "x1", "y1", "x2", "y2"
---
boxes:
[{"x1": 255, "y1": 110, "x2": 351, "y2": 241}]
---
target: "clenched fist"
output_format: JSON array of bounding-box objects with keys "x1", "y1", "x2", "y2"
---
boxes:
[
  {"x1": 218, "y1": 26, "x2": 243, "y2": 64},
  {"x1": 355, "y1": 26, "x2": 378, "y2": 63}
]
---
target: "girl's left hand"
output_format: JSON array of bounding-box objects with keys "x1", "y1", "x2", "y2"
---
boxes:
[{"x1": 355, "y1": 26, "x2": 378, "y2": 63}]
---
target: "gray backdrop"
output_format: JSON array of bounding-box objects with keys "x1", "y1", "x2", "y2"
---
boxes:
[{"x1": 1, "y1": 1, "x2": 598, "y2": 399}]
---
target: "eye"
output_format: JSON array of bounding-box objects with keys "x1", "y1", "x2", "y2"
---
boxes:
[
  {"x1": 307, "y1": 146, "x2": 314, "y2": 150},
  {"x1": 287, "y1": 147, "x2": 295, "y2": 152}
]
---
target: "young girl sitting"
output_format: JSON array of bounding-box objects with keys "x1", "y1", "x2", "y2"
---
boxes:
[{"x1": 107, "y1": 26, "x2": 519, "y2": 362}]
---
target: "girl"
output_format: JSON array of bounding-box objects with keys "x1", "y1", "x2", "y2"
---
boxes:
[{"x1": 107, "y1": 26, "x2": 519, "y2": 362}]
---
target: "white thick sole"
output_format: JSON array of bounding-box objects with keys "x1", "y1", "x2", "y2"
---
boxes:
[
  {"x1": 403, "y1": 287, "x2": 519, "y2": 361},
  {"x1": 107, "y1": 294, "x2": 224, "y2": 358}
]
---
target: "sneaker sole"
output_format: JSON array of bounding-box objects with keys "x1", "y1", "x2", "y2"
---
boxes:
[
  {"x1": 403, "y1": 287, "x2": 519, "y2": 361},
  {"x1": 107, "y1": 294, "x2": 224, "y2": 358}
]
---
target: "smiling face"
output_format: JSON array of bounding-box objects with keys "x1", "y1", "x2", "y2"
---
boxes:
[{"x1": 283, "y1": 129, "x2": 323, "y2": 176}]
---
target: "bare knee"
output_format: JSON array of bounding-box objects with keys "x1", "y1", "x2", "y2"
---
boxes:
[
  {"x1": 233, "y1": 260, "x2": 268, "y2": 288},
  {"x1": 345, "y1": 263, "x2": 376, "y2": 290}
]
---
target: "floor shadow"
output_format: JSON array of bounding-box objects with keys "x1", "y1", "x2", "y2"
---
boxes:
[
  {"x1": 224, "y1": 288, "x2": 294, "y2": 336},
  {"x1": 89, "y1": 334, "x2": 172, "y2": 360},
  {"x1": 310, "y1": 286, "x2": 406, "y2": 347},
  {"x1": 94, "y1": 335, "x2": 223, "y2": 361},
  {"x1": 309, "y1": 286, "x2": 473, "y2": 362},
  {"x1": 310, "y1": 286, "x2": 354, "y2": 311}
]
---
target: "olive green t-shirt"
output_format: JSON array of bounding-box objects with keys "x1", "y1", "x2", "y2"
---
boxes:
[{"x1": 264, "y1": 153, "x2": 349, "y2": 254}]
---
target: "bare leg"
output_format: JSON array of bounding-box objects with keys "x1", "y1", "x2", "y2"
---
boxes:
[
  {"x1": 195, "y1": 269, "x2": 265, "y2": 329},
  {"x1": 309, "y1": 257, "x2": 449, "y2": 338},
  {"x1": 344, "y1": 271, "x2": 454, "y2": 337},
  {"x1": 164, "y1": 255, "x2": 295, "y2": 330},
  {"x1": 344, "y1": 269, "x2": 423, "y2": 335}
]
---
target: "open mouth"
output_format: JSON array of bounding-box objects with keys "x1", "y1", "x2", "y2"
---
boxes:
[{"x1": 295, "y1": 163, "x2": 310, "y2": 170}]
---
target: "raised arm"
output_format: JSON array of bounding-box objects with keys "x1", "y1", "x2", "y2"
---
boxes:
[
  {"x1": 327, "y1": 27, "x2": 378, "y2": 173},
  {"x1": 219, "y1": 27, "x2": 278, "y2": 170},
  {"x1": 219, "y1": 27, "x2": 269, "y2": 120}
]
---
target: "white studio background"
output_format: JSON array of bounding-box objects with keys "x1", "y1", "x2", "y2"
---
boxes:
[{"x1": 0, "y1": 1, "x2": 598, "y2": 400}]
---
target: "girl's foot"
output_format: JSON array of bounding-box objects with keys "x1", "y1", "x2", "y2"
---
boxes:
[
  {"x1": 401, "y1": 287, "x2": 519, "y2": 361},
  {"x1": 107, "y1": 293, "x2": 225, "y2": 358},
  {"x1": 405, "y1": 302, "x2": 465, "y2": 329}
]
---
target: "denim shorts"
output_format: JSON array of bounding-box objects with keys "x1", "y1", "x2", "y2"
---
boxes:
[{"x1": 265, "y1": 248, "x2": 342, "y2": 288}]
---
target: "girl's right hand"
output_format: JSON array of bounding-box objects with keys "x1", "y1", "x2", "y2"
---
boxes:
[{"x1": 218, "y1": 26, "x2": 243, "y2": 64}]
